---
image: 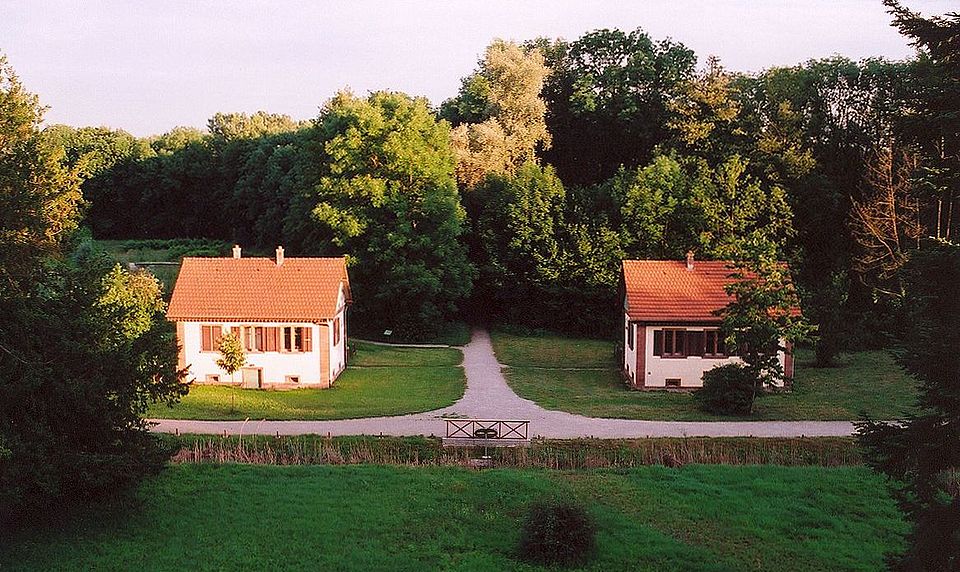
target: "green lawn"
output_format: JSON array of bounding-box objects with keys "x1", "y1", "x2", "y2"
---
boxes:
[
  {"x1": 148, "y1": 341, "x2": 464, "y2": 420},
  {"x1": 349, "y1": 340, "x2": 463, "y2": 367},
  {"x1": 491, "y1": 329, "x2": 616, "y2": 368},
  {"x1": 0, "y1": 464, "x2": 905, "y2": 571},
  {"x1": 492, "y1": 330, "x2": 919, "y2": 421}
]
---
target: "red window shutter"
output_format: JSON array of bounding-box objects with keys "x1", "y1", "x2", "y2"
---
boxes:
[
  {"x1": 231, "y1": 326, "x2": 240, "y2": 338},
  {"x1": 213, "y1": 326, "x2": 223, "y2": 349},
  {"x1": 255, "y1": 327, "x2": 264, "y2": 351},
  {"x1": 264, "y1": 327, "x2": 278, "y2": 352},
  {"x1": 653, "y1": 330, "x2": 663, "y2": 356},
  {"x1": 201, "y1": 326, "x2": 211, "y2": 352},
  {"x1": 333, "y1": 318, "x2": 341, "y2": 346},
  {"x1": 302, "y1": 327, "x2": 312, "y2": 352}
]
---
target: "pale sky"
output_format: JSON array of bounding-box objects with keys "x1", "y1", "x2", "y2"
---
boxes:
[{"x1": 2, "y1": 0, "x2": 954, "y2": 137}]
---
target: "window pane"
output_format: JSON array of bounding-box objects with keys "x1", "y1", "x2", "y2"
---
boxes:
[
  {"x1": 688, "y1": 331, "x2": 704, "y2": 356},
  {"x1": 653, "y1": 330, "x2": 663, "y2": 356}
]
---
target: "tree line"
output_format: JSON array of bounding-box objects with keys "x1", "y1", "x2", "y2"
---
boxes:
[{"x1": 43, "y1": 27, "x2": 957, "y2": 352}]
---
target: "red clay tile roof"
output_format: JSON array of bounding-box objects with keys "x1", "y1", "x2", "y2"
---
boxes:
[
  {"x1": 167, "y1": 256, "x2": 351, "y2": 322},
  {"x1": 622, "y1": 259, "x2": 740, "y2": 323}
]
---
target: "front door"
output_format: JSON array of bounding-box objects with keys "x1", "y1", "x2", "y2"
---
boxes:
[{"x1": 241, "y1": 367, "x2": 262, "y2": 389}]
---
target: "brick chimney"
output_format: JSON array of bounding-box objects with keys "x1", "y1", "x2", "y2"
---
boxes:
[
  {"x1": 276, "y1": 246, "x2": 285, "y2": 266},
  {"x1": 232, "y1": 245, "x2": 241, "y2": 259},
  {"x1": 686, "y1": 250, "x2": 694, "y2": 271}
]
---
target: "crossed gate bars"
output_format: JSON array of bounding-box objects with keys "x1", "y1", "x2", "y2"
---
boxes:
[{"x1": 445, "y1": 419, "x2": 529, "y2": 441}]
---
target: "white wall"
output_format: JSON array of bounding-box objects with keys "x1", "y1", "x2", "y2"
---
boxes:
[
  {"x1": 327, "y1": 289, "x2": 347, "y2": 380},
  {"x1": 181, "y1": 321, "x2": 323, "y2": 386},
  {"x1": 622, "y1": 313, "x2": 637, "y2": 384},
  {"x1": 642, "y1": 326, "x2": 787, "y2": 388}
]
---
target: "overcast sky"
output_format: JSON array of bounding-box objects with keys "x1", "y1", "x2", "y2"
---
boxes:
[{"x1": 2, "y1": 0, "x2": 954, "y2": 137}]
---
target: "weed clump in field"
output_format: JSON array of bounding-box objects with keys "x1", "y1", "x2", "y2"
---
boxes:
[{"x1": 517, "y1": 498, "x2": 596, "y2": 567}]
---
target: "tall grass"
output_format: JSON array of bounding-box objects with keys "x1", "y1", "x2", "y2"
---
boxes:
[{"x1": 167, "y1": 435, "x2": 863, "y2": 468}]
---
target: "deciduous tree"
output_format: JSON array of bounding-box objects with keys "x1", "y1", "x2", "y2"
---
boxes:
[
  {"x1": 447, "y1": 40, "x2": 552, "y2": 189},
  {"x1": 0, "y1": 58, "x2": 187, "y2": 525},
  {"x1": 216, "y1": 332, "x2": 246, "y2": 383},
  {"x1": 716, "y1": 239, "x2": 813, "y2": 414},
  {"x1": 0, "y1": 55, "x2": 83, "y2": 294},
  {"x1": 285, "y1": 91, "x2": 475, "y2": 338}
]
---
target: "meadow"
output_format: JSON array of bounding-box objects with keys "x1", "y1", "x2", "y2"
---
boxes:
[{"x1": 0, "y1": 463, "x2": 905, "y2": 571}]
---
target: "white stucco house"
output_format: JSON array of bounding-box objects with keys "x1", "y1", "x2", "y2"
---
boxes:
[
  {"x1": 621, "y1": 253, "x2": 795, "y2": 390},
  {"x1": 166, "y1": 245, "x2": 351, "y2": 389}
]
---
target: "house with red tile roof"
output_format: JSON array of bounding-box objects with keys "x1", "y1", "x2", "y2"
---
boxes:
[
  {"x1": 621, "y1": 252, "x2": 794, "y2": 389},
  {"x1": 167, "y1": 246, "x2": 351, "y2": 389}
]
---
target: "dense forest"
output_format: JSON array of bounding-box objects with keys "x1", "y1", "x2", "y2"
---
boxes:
[{"x1": 42, "y1": 21, "x2": 958, "y2": 354}]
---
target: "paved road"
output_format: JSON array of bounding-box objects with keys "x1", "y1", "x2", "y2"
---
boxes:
[{"x1": 149, "y1": 329, "x2": 857, "y2": 438}]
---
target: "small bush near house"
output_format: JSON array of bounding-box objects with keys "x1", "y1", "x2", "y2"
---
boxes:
[
  {"x1": 695, "y1": 364, "x2": 756, "y2": 416},
  {"x1": 517, "y1": 498, "x2": 596, "y2": 567}
]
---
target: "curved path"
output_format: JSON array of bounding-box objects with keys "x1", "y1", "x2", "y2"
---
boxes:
[{"x1": 149, "y1": 329, "x2": 856, "y2": 438}]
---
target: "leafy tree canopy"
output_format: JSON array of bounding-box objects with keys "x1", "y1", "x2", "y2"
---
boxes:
[
  {"x1": 0, "y1": 55, "x2": 83, "y2": 295},
  {"x1": 447, "y1": 40, "x2": 552, "y2": 189},
  {"x1": 286, "y1": 91, "x2": 475, "y2": 338},
  {"x1": 0, "y1": 55, "x2": 186, "y2": 525}
]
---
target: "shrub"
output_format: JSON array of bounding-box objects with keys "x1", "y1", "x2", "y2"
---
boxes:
[
  {"x1": 517, "y1": 498, "x2": 596, "y2": 567},
  {"x1": 695, "y1": 363, "x2": 757, "y2": 416}
]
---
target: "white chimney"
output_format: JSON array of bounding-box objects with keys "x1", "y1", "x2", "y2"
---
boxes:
[
  {"x1": 686, "y1": 250, "x2": 694, "y2": 271},
  {"x1": 232, "y1": 245, "x2": 241, "y2": 259},
  {"x1": 276, "y1": 246, "x2": 285, "y2": 266}
]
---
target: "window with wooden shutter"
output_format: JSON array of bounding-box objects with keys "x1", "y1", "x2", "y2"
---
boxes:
[
  {"x1": 201, "y1": 325, "x2": 224, "y2": 352},
  {"x1": 278, "y1": 326, "x2": 312, "y2": 352},
  {"x1": 242, "y1": 326, "x2": 255, "y2": 352},
  {"x1": 263, "y1": 327, "x2": 279, "y2": 352},
  {"x1": 687, "y1": 331, "x2": 704, "y2": 357},
  {"x1": 302, "y1": 327, "x2": 312, "y2": 352},
  {"x1": 333, "y1": 318, "x2": 341, "y2": 346},
  {"x1": 201, "y1": 325, "x2": 213, "y2": 352},
  {"x1": 254, "y1": 327, "x2": 264, "y2": 352},
  {"x1": 231, "y1": 326, "x2": 240, "y2": 338}
]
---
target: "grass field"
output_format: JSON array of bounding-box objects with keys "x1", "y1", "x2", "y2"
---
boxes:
[
  {"x1": 492, "y1": 330, "x2": 919, "y2": 421},
  {"x1": 0, "y1": 464, "x2": 905, "y2": 571},
  {"x1": 148, "y1": 341, "x2": 464, "y2": 420}
]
